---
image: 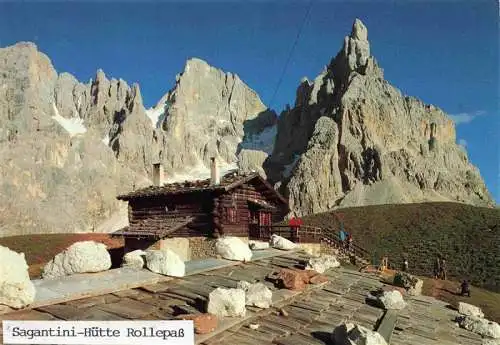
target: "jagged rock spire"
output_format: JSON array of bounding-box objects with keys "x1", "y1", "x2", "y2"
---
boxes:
[{"x1": 351, "y1": 18, "x2": 368, "y2": 41}]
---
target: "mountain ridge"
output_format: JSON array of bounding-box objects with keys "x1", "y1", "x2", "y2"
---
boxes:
[{"x1": 0, "y1": 19, "x2": 495, "y2": 237}]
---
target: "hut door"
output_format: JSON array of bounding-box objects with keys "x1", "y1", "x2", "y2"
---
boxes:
[{"x1": 258, "y1": 211, "x2": 272, "y2": 226}]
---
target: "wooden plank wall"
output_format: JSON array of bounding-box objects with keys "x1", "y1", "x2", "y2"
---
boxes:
[
  {"x1": 217, "y1": 180, "x2": 287, "y2": 236},
  {"x1": 129, "y1": 193, "x2": 214, "y2": 237}
]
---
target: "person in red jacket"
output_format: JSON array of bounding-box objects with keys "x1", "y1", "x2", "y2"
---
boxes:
[{"x1": 289, "y1": 214, "x2": 302, "y2": 241}]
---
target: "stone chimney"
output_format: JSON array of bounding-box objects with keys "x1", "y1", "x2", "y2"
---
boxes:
[
  {"x1": 210, "y1": 157, "x2": 220, "y2": 185},
  {"x1": 152, "y1": 163, "x2": 164, "y2": 187}
]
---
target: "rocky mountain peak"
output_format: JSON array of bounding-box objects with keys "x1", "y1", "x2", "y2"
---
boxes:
[
  {"x1": 327, "y1": 18, "x2": 384, "y2": 84},
  {"x1": 265, "y1": 19, "x2": 494, "y2": 216},
  {"x1": 351, "y1": 18, "x2": 368, "y2": 41}
]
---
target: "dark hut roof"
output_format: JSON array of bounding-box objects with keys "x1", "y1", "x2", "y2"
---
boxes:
[
  {"x1": 116, "y1": 171, "x2": 288, "y2": 206},
  {"x1": 113, "y1": 216, "x2": 195, "y2": 238}
]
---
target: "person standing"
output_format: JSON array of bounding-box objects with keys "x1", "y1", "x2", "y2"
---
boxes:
[
  {"x1": 402, "y1": 257, "x2": 409, "y2": 272},
  {"x1": 433, "y1": 256, "x2": 441, "y2": 279},
  {"x1": 339, "y1": 229, "x2": 346, "y2": 252},
  {"x1": 440, "y1": 258, "x2": 447, "y2": 280},
  {"x1": 460, "y1": 280, "x2": 471, "y2": 297}
]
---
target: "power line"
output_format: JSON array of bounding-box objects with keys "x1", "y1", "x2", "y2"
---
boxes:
[{"x1": 268, "y1": 0, "x2": 314, "y2": 110}]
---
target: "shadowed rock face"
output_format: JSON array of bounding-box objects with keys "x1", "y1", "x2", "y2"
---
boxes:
[{"x1": 264, "y1": 19, "x2": 494, "y2": 216}]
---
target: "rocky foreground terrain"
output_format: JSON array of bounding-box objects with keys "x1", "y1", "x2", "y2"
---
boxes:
[{"x1": 0, "y1": 19, "x2": 494, "y2": 235}]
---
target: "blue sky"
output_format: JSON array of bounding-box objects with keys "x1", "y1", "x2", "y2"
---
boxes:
[{"x1": 0, "y1": 0, "x2": 498, "y2": 203}]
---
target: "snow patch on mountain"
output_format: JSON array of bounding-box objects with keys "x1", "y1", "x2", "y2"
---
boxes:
[
  {"x1": 51, "y1": 103, "x2": 87, "y2": 136},
  {"x1": 102, "y1": 134, "x2": 110, "y2": 146},
  {"x1": 145, "y1": 106, "x2": 164, "y2": 129}
]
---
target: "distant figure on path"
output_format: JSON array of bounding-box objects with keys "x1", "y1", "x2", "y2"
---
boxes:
[
  {"x1": 402, "y1": 257, "x2": 409, "y2": 272},
  {"x1": 460, "y1": 280, "x2": 471, "y2": 297},
  {"x1": 440, "y1": 258, "x2": 447, "y2": 280},
  {"x1": 289, "y1": 213, "x2": 304, "y2": 242},
  {"x1": 433, "y1": 256, "x2": 441, "y2": 279},
  {"x1": 339, "y1": 229, "x2": 346, "y2": 252},
  {"x1": 347, "y1": 233, "x2": 353, "y2": 252},
  {"x1": 379, "y1": 256, "x2": 389, "y2": 272}
]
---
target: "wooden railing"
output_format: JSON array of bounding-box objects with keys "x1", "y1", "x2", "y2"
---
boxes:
[
  {"x1": 248, "y1": 224, "x2": 323, "y2": 243},
  {"x1": 248, "y1": 224, "x2": 372, "y2": 264},
  {"x1": 320, "y1": 232, "x2": 372, "y2": 263}
]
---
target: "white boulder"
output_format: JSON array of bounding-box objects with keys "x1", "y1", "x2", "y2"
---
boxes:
[
  {"x1": 408, "y1": 278, "x2": 423, "y2": 296},
  {"x1": 248, "y1": 240, "x2": 269, "y2": 250},
  {"x1": 305, "y1": 254, "x2": 340, "y2": 273},
  {"x1": 207, "y1": 287, "x2": 246, "y2": 318},
  {"x1": 458, "y1": 302, "x2": 484, "y2": 318},
  {"x1": 42, "y1": 241, "x2": 112, "y2": 279},
  {"x1": 0, "y1": 246, "x2": 36, "y2": 309},
  {"x1": 270, "y1": 234, "x2": 297, "y2": 250},
  {"x1": 333, "y1": 323, "x2": 387, "y2": 345},
  {"x1": 456, "y1": 315, "x2": 500, "y2": 339},
  {"x1": 237, "y1": 281, "x2": 272, "y2": 309},
  {"x1": 145, "y1": 249, "x2": 185, "y2": 277},
  {"x1": 377, "y1": 290, "x2": 407, "y2": 310},
  {"x1": 215, "y1": 237, "x2": 252, "y2": 262},
  {"x1": 122, "y1": 250, "x2": 146, "y2": 269}
]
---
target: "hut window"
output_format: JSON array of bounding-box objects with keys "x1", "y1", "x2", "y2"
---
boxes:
[{"x1": 226, "y1": 207, "x2": 237, "y2": 223}]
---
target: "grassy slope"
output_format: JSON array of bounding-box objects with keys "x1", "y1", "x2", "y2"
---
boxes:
[
  {"x1": 303, "y1": 202, "x2": 500, "y2": 292},
  {"x1": 0, "y1": 233, "x2": 124, "y2": 278},
  {"x1": 421, "y1": 276, "x2": 500, "y2": 323}
]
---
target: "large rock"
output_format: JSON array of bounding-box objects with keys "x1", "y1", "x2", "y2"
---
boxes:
[
  {"x1": 122, "y1": 249, "x2": 146, "y2": 269},
  {"x1": 458, "y1": 302, "x2": 485, "y2": 318},
  {"x1": 248, "y1": 240, "x2": 270, "y2": 250},
  {"x1": 305, "y1": 254, "x2": 340, "y2": 273},
  {"x1": 176, "y1": 313, "x2": 217, "y2": 334},
  {"x1": 309, "y1": 274, "x2": 329, "y2": 284},
  {"x1": 0, "y1": 246, "x2": 36, "y2": 309},
  {"x1": 393, "y1": 272, "x2": 423, "y2": 296},
  {"x1": 207, "y1": 288, "x2": 246, "y2": 318},
  {"x1": 375, "y1": 290, "x2": 407, "y2": 310},
  {"x1": 264, "y1": 18, "x2": 494, "y2": 216},
  {"x1": 215, "y1": 237, "x2": 252, "y2": 262},
  {"x1": 456, "y1": 315, "x2": 500, "y2": 339},
  {"x1": 276, "y1": 269, "x2": 306, "y2": 291},
  {"x1": 237, "y1": 281, "x2": 272, "y2": 309},
  {"x1": 270, "y1": 234, "x2": 297, "y2": 250},
  {"x1": 145, "y1": 249, "x2": 185, "y2": 277},
  {"x1": 42, "y1": 241, "x2": 112, "y2": 279},
  {"x1": 333, "y1": 322, "x2": 387, "y2": 345}
]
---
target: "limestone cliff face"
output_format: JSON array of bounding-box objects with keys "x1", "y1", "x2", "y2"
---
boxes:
[
  {"x1": 146, "y1": 58, "x2": 277, "y2": 181},
  {"x1": 265, "y1": 19, "x2": 494, "y2": 216},
  {"x1": 0, "y1": 45, "x2": 276, "y2": 236},
  {"x1": 0, "y1": 43, "x2": 152, "y2": 236},
  {"x1": 0, "y1": 20, "x2": 494, "y2": 235}
]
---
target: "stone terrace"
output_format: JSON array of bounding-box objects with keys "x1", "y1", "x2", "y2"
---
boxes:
[
  {"x1": 0, "y1": 251, "x2": 489, "y2": 345},
  {"x1": 391, "y1": 295, "x2": 486, "y2": 345}
]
